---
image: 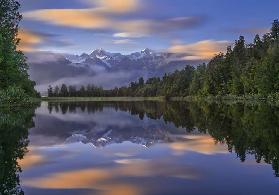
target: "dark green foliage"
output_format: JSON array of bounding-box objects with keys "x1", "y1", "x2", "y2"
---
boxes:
[
  {"x1": 49, "y1": 84, "x2": 107, "y2": 97},
  {"x1": 189, "y1": 102, "x2": 279, "y2": 176},
  {"x1": 47, "y1": 85, "x2": 53, "y2": 97},
  {"x1": 0, "y1": 86, "x2": 35, "y2": 106},
  {"x1": 60, "y1": 84, "x2": 69, "y2": 97},
  {"x1": 0, "y1": 105, "x2": 37, "y2": 194},
  {"x1": 0, "y1": 0, "x2": 38, "y2": 105},
  {"x1": 190, "y1": 64, "x2": 207, "y2": 96},
  {"x1": 53, "y1": 86, "x2": 60, "y2": 96},
  {"x1": 271, "y1": 19, "x2": 279, "y2": 42}
]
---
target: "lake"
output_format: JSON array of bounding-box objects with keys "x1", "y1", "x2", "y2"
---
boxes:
[{"x1": 1, "y1": 101, "x2": 279, "y2": 195}]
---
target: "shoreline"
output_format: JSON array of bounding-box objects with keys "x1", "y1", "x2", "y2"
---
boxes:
[
  {"x1": 2, "y1": 95, "x2": 278, "y2": 107},
  {"x1": 41, "y1": 96, "x2": 166, "y2": 102},
  {"x1": 42, "y1": 95, "x2": 274, "y2": 104}
]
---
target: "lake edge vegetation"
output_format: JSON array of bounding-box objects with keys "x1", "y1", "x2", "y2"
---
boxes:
[
  {"x1": 48, "y1": 20, "x2": 279, "y2": 103},
  {"x1": 0, "y1": 0, "x2": 39, "y2": 106}
]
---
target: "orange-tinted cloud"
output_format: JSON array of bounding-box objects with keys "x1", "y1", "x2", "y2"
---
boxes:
[
  {"x1": 17, "y1": 148, "x2": 46, "y2": 169},
  {"x1": 23, "y1": 6, "x2": 202, "y2": 38},
  {"x1": 169, "y1": 135, "x2": 228, "y2": 155},
  {"x1": 24, "y1": 9, "x2": 111, "y2": 29},
  {"x1": 23, "y1": 8, "x2": 150, "y2": 34},
  {"x1": 95, "y1": 0, "x2": 140, "y2": 13},
  {"x1": 17, "y1": 29, "x2": 44, "y2": 52},
  {"x1": 23, "y1": 0, "x2": 141, "y2": 30},
  {"x1": 168, "y1": 40, "x2": 230, "y2": 60},
  {"x1": 23, "y1": 168, "x2": 142, "y2": 195},
  {"x1": 23, "y1": 158, "x2": 199, "y2": 193}
]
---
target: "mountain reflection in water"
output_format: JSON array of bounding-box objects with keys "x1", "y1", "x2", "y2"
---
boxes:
[{"x1": 1, "y1": 101, "x2": 279, "y2": 195}]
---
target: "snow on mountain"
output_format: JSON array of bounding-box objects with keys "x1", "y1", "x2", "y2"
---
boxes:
[
  {"x1": 64, "y1": 128, "x2": 188, "y2": 148},
  {"x1": 65, "y1": 48, "x2": 188, "y2": 72}
]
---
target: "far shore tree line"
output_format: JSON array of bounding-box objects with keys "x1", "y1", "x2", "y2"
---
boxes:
[{"x1": 48, "y1": 20, "x2": 279, "y2": 98}]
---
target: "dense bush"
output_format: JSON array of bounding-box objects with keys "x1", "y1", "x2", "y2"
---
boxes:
[{"x1": 0, "y1": 86, "x2": 33, "y2": 106}]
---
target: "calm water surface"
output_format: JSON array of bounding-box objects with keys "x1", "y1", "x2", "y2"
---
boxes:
[{"x1": 1, "y1": 101, "x2": 279, "y2": 195}]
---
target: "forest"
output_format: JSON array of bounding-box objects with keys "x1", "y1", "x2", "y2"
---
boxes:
[{"x1": 49, "y1": 20, "x2": 279, "y2": 99}]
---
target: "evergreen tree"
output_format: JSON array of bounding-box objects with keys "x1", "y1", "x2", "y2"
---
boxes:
[
  {"x1": 230, "y1": 36, "x2": 246, "y2": 95},
  {"x1": 190, "y1": 64, "x2": 206, "y2": 95},
  {"x1": 0, "y1": 0, "x2": 37, "y2": 98},
  {"x1": 271, "y1": 19, "x2": 279, "y2": 42},
  {"x1": 60, "y1": 84, "x2": 68, "y2": 97},
  {"x1": 79, "y1": 86, "x2": 86, "y2": 97},
  {"x1": 69, "y1": 85, "x2": 77, "y2": 97},
  {"x1": 138, "y1": 77, "x2": 144, "y2": 86},
  {"x1": 54, "y1": 86, "x2": 60, "y2": 97},
  {"x1": 47, "y1": 85, "x2": 53, "y2": 97}
]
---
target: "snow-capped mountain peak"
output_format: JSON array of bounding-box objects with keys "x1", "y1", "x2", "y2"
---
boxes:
[
  {"x1": 90, "y1": 48, "x2": 111, "y2": 59},
  {"x1": 57, "y1": 48, "x2": 196, "y2": 83},
  {"x1": 141, "y1": 48, "x2": 153, "y2": 55}
]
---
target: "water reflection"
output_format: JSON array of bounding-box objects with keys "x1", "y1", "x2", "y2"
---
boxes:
[
  {"x1": 4, "y1": 101, "x2": 279, "y2": 194},
  {"x1": 44, "y1": 101, "x2": 279, "y2": 176},
  {"x1": 0, "y1": 106, "x2": 37, "y2": 195}
]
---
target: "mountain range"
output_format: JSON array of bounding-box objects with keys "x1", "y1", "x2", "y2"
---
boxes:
[
  {"x1": 27, "y1": 48, "x2": 204, "y2": 94},
  {"x1": 65, "y1": 128, "x2": 189, "y2": 148}
]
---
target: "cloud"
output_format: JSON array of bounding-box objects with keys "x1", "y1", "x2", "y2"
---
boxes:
[
  {"x1": 18, "y1": 29, "x2": 72, "y2": 52},
  {"x1": 93, "y1": 0, "x2": 140, "y2": 13},
  {"x1": 114, "y1": 17, "x2": 203, "y2": 36},
  {"x1": 18, "y1": 151, "x2": 46, "y2": 169},
  {"x1": 113, "y1": 32, "x2": 147, "y2": 38},
  {"x1": 24, "y1": 168, "x2": 143, "y2": 195},
  {"x1": 20, "y1": 0, "x2": 209, "y2": 54},
  {"x1": 23, "y1": 159, "x2": 199, "y2": 192},
  {"x1": 23, "y1": 4, "x2": 203, "y2": 37},
  {"x1": 169, "y1": 135, "x2": 228, "y2": 155},
  {"x1": 25, "y1": 51, "x2": 66, "y2": 64},
  {"x1": 17, "y1": 29, "x2": 44, "y2": 52},
  {"x1": 24, "y1": 8, "x2": 111, "y2": 29},
  {"x1": 158, "y1": 16, "x2": 204, "y2": 32},
  {"x1": 168, "y1": 40, "x2": 230, "y2": 60},
  {"x1": 23, "y1": 0, "x2": 141, "y2": 31},
  {"x1": 230, "y1": 27, "x2": 269, "y2": 35},
  {"x1": 113, "y1": 39, "x2": 134, "y2": 44}
]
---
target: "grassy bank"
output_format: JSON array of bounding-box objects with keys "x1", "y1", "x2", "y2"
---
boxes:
[
  {"x1": 170, "y1": 95, "x2": 267, "y2": 102},
  {"x1": 42, "y1": 95, "x2": 279, "y2": 106},
  {"x1": 0, "y1": 98, "x2": 41, "y2": 108},
  {"x1": 170, "y1": 95, "x2": 279, "y2": 106},
  {"x1": 0, "y1": 87, "x2": 41, "y2": 108},
  {"x1": 42, "y1": 96, "x2": 166, "y2": 102}
]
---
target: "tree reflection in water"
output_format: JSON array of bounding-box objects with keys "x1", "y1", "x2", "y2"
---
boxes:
[
  {"x1": 48, "y1": 101, "x2": 279, "y2": 177},
  {"x1": 0, "y1": 106, "x2": 37, "y2": 195}
]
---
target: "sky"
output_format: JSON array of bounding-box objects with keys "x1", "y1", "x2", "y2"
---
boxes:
[{"x1": 18, "y1": 0, "x2": 279, "y2": 56}]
